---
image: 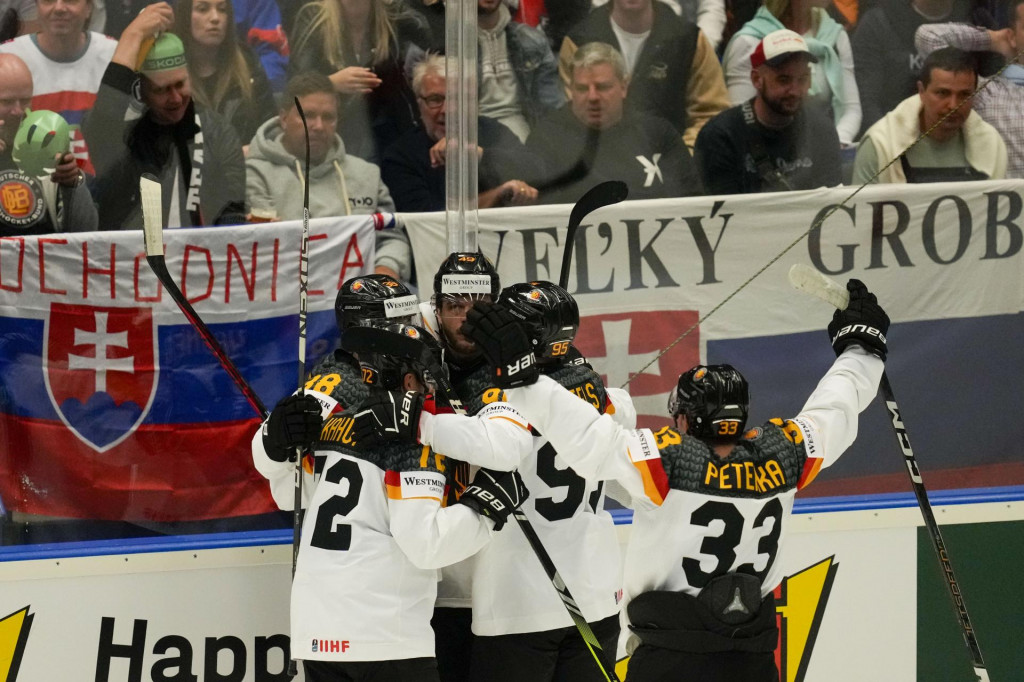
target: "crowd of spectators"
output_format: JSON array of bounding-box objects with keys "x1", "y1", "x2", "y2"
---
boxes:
[{"x1": 2, "y1": 0, "x2": 1023, "y2": 282}]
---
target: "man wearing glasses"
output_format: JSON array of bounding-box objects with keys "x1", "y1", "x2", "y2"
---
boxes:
[{"x1": 383, "y1": 53, "x2": 540, "y2": 213}]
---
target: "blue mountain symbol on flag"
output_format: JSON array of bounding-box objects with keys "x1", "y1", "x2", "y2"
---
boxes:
[{"x1": 58, "y1": 392, "x2": 144, "y2": 449}]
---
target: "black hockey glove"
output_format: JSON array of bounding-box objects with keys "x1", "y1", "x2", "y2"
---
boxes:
[
  {"x1": 262, "y1": 393, "x2": 323, "y2": 462},
  {"x1": 828, "y1": 279, "x2": 890, "y2": 361},
  {"x1": 351, "y1": 389, "x2": 424, "y2": 449},
  {"x1": 461, "y1": 302, "x2": 538, "y2": 389},
  {"x1": 458, "y1": 468, "x2": 529, "y2": 531}
]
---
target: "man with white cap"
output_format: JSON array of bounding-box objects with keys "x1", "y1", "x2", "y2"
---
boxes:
[
  {"x1": 694, "y1": 28, "x2": 842, "y2": 195},
  {"x1": 83, "y1": 2, "x2": 246, "y2": 229}
]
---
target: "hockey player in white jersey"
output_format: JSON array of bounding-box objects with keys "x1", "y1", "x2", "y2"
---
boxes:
[
  {"x1": 452, "y1": 281, "x2": 629, "y2": 681},
  {"x1": 253, "y1": 273, "x2": 418, "y2": 508},
  {"x1": 253, "y1": 323, "x2": 527, "y2": 681},
  {"x1": 463, "y1": 279, "x2": 889, "y2": 682},
  {"x1": 415, "y1": 250, "x2": 504, "y2": 682}
]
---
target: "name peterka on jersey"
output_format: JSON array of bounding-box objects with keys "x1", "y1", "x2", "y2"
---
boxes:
[{"x1": 703, "y1": 458, "x2": 787, "y2": 494}]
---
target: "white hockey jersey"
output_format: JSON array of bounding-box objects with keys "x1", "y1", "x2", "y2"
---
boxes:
[
  {"x1": 459, "y1": 360, "x2": 634, "y2": 636},
  {"x1": 252, "y1": 357, "x2": 493, "y2": 662},
  {"x1": 504, "y1": 348, "x2": 883, "y2": 645}
]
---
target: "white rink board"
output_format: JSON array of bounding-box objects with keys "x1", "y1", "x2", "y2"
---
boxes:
[
  {"x1": 3, "y1": 501, "x2": 1019, "y2": 681},
  {"x1": 0, "y1": 548, "x2": 300, "y2": 682},
  {"x1": 779, "y1": 527, "x2": 916, "y2": 681}
]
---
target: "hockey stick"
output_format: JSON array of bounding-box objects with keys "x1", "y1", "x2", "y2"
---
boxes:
[
  {"x1": 559, "y1": 180, "x2": 628, "y2": 289},
  {"x1": 788, "y1": 264, "x2": 990, "y2": 682},
  {"x1": 283, "y1": 96, "x2": 315, "y2": 679},
  {"x1": 342, "y1": 326, "x2": 620, "y2": 682},
  {"x1": 140, "y1": 174, "x2": 269, "y2": 420}
]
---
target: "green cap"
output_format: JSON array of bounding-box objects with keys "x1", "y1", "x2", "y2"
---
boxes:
[
  {"x1": 12, "y1": 109, "x2": 71, "y2": 177},
  {"x1": 139, "y1": 33, "x2": 187, "y2": 74}
]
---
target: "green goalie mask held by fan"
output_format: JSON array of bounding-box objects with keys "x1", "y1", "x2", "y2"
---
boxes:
[{"x1": 12, "y1": 109, "x2": 71, "y2": 177}]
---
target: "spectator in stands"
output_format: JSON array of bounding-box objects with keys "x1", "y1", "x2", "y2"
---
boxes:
[
  {"x1": 405, "y1": 0, "x2": 445, "y2": 52},
  {"x1": 853, "y1": 0, "x2": 971, "y2": 137},
  {"x1": 0, "y1": 0, "x2": 116, "y2": 175},
  {"x1": 853, "y1": 46, "x2": 1007, "y2": 183},
  {"x1": 382, "y1": 52, "x2": 540, "y2": 212},
  {"x1": 246, "y1": 73, "x2": 409, "y2": 280},
  {"x1": 916, "y1": 11, "x2": 1024, "y2": 178},
  {"x1": 0, "y1": 53, "x2": 96, "y2": 235},
  {"x1": 232, "y1": 0, "x2": 290, "y2": 92},
  {"x1": 84, "y1": 9, "x2": 247, "y2": 229},
  {"x1": 477, "y1": 0, "x2": 564, "y2": 143},
  {"x1": 592, "y1": 0, "x2": 729, "y2": 53},
  {"x1": 173, "y1": 0, "x2": 277, "y2": 150},
  {"x1": 1, "y1": 0, "x2": 40, "y2": 40},
  {"x1": 512, "y1": 0, "x2": 591, "y2": 54},
  {"x1": 561, "y1": 0, "x2": 729, "y2": 151},
  {"x1": 695, "y1": 29, "x2": 842, "y2": 193},
  {"x1": 527, "y1": 41, "x2": 703, "y2": 204},
  {"x1": 289, "y1": 0, "x2": 432, "y2": 162},
  {"x1": 723, "y1": 0, "x2": 862, "y2": 146}
]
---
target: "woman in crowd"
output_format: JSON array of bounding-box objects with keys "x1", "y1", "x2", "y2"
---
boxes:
[
  {"x1": 288, "y1": 0, "x2": 431, "y2": 161},
  {"x1": 174, "y1": 0, "x2": 278, "y2": 150},
  {"x1": 722, "y1": 0, "x2": 861, "y2": 146}
]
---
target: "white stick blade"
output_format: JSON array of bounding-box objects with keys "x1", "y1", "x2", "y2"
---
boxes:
[
  {"x1": 140, "y1": 174, "x2": 164, "y2": 257},
  {"x1": 788, "y1": 264, "x2": 850, "y2": 310}
]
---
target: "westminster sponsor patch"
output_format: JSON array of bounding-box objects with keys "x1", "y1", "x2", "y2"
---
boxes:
[
  {"x1": 626, "y1": 429, "x2": 660, "y2": 463},
  {"x1": 441, "y1": 274, "x2": 492, "y2": 294},
  {"x1": 386, "y1": 469, "x2": 445, "y2": 501},
  {"x1": 477, "y1": 401, "x2": 529, "y2": 429},
  {"x1": 384, "y1": 294, "x2": 419, "y2": 319}
]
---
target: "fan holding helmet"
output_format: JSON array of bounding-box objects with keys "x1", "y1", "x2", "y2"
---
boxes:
[{"x1": 0, "y1": 53, "x2": 96, "y2": 235}]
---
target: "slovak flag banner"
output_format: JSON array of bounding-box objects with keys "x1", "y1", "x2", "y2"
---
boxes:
[{"x1": 0, "y1": 216, "x2": 377, "y2": 521}]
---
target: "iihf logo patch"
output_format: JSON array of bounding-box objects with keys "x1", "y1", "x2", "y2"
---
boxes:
[{"x1": 43, "y1": 303, "x2": 158, "y2": 452}]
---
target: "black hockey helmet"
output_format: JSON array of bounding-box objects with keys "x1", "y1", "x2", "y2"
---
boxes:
[
  {"x1": 360, "y1": 323, "x2": 446, "y2": 391},
  {"x1": 335, "y1": 274, "x2": 418, "y2": 331},
  {"x1": 431, "y1": 251, "x2": 500, "y2": 307},
  {"x1": 668, "y1": 364, "x2": 749, "y2": 442},
  {"x1": 497, "y1": 281, "x2": 579, "y2": 364}
]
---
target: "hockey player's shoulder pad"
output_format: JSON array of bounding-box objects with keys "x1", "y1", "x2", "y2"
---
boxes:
[
  {"x1": 689, "y1": 418, "x2": 810, "y2": 497},
  {"x1": 305, "y1": 350, "x2": 370, "y2": 411},
  {"x1": 545, "y1": 362, "x2": 608, "y2": 413},
  {"x1": 457, "y1": 362, "x2": 507, "y2": 416},
  {"x1": 649, "y1": 424, "x2": 802, "y2": 499},
  {"x1": 757, "y1": 417, "x2": 821, "y2": 490}
]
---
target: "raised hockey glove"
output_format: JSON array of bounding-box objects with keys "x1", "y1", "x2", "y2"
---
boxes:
[
  {"x1": 351, "y1": 389, "x2": 423, "y2": 449},
  {"x1": 461, "y1": 302, "x2": 538, "y2": 389},
  {"x1": 458, "y1": 468, "x2": 529, "y2": 531},
  {"x1": 263, "y1": 393, "x2": 323, "y2": 462},
  {"x1": 828, "y1": 279, "x2": 890, "y2": 361}
]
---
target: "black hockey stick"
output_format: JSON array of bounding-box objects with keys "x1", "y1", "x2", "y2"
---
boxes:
[
  {"x1": 285, "y1": 96, "x2": 315, "y2": 679},
  {"x1": 140, "y1": 174, "x2": 269, "y2": 420},
  {"x1": 559, "y1": 180, "x2": 628, "y2": 289},
  {"x1": 789, "y1": 264, "x2": 990, "y2": 682},
  {"x1": 342, "y1": 326, "x2": 620, "y2": 682}
]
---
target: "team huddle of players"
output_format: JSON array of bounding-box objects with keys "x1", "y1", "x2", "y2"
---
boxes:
[{"x1": 251, "y1": 251, "x2": 891, "y2": 682}]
